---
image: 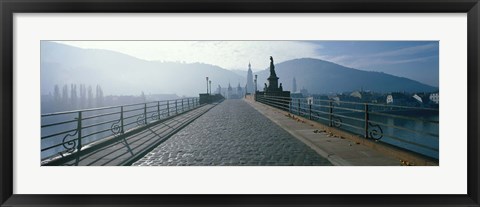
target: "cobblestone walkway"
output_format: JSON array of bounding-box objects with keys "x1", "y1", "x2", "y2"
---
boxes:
[{"x1": 133, "y1": 99, "x2": 332, "y2": 166}]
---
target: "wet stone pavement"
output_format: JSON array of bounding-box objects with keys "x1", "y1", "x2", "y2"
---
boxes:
[{"x1": 132, "y1": 99, "x2": 332, "y2": 166}]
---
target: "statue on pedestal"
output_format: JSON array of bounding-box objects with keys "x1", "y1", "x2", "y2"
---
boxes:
[
  {"x1": 267, "y1": 56, "x2": 280, "y2": 92},
  {"x1": 269, "y1": 56, "x2": 277, "y2": 77}
]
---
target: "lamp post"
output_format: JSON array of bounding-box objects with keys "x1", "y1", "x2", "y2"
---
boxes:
[
  {"x1": 206, "y1": 77, "x2": 209, "y2": 94},
  {"x1": 254, "y1": 75, "x2": 258, "y2": 92},
  {"x1": 209, "y1": 80, "x2": 212, "y2": 95},
  {"x1": 254, "y1": 75, "x2": 258, "y2": 101}
]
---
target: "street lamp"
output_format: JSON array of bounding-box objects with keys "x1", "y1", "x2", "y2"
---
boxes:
[
  {"x1": 206, "y1": 77, "x2": 209, "y2": 94},
  {"x1": 254, "y1": 75, "x2": 258, "y2": 101},
  {"x1": 209, "y1": 80, "x2": 212, "y2": 95},
  {"x1": 254, "y1": 75, "x2": 258, "y2": 92}
]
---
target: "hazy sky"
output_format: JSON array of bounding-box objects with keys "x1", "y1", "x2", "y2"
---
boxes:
[{"x1": 55, "y1": 41, "x2": 439, "y2": 86}]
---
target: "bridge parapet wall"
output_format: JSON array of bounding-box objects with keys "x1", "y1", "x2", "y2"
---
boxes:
[{"x1": 199, "y1": 93, "x2": 224, "y2": 104}]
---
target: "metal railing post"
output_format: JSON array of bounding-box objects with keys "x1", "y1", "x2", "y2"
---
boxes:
[
  {"x1": 289, "y1": 99, "x2": 292, "y2": 113},
  {"x1": 175, "y1": 100, "x2": 178, "y2": 115},
  {"x1": 144, "y1": 103, "x2": 147, "y2": 125},
  {"x1": 364, "y1": 103, "x2": 369, "y2": 138},
  {"x1": 75, "y1": 111, "x2": 82, "y2": 165},
  {"x1": 286, "y1": 98, "x2": 290, "y2": 112},
  {"x1": 297, "y1": 99, "x2": 301, "y2": 115},
  {"x1": 157, "y1": 101, "x2": 160, "y2": 120},
  {"x1": 77, "y1": 111, "x2": 82, "y2": 149},
  {"x1": 309, "y1": 103, "x2": 312, "y2": 120},
  {"x1": 329, "y1": 101, "x2": 333, "y2": 127},
  {"x1": 167, "y1": 100, "x2": 170, "y2": 117},
  {"x1": 120, "y1": 106, "x2": 124, "y2": 134}
]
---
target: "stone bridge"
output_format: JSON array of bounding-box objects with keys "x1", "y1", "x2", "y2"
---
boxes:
[{"x1": 42, "y1": 95, "x2": 438, "y2": 166}]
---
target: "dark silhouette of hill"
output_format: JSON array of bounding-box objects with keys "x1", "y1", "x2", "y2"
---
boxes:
[{"x1": 254, "y1": 58, "x2": 438, "y2": 94}]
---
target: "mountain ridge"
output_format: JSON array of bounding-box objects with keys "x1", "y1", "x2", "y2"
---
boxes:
[
  {"x1": 254, "y1": 57, "x2": 437, "y2": 94},
  {"x1": 41, "y1": 42, "x2": 438, "y2": 97}
]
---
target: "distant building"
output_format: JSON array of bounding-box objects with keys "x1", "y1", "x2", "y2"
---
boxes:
[
  {"x1": 237, "y1": 83, "x2": 243, "y2": 97},
  {"x1": 386, "y1": 92, "x2": 414, "y2": 105},
  {"x1": 350, "y1": 91, "x2": 362, "y2": 99},
  {"x1": 429, "y1": 93, "x2": 439, "y2": 104},
  {"x1": 386, "y1": 94, "x2": 394, "y2": 104},
  {"x1": 219, "y1": 82, "x2": 244, "y2": 99},
  {"x1": 335, "y1": 90, "x2": 380, "y2": 103},
  {"x1": 331, "y1": 96, "x2": 341, "y2": 105},
  {"x1": 215, "y1": 83, "x2": 244, "y2": 99},
  {"x1": 412, "y1": 94, "x2": 423, "y2": 103}
]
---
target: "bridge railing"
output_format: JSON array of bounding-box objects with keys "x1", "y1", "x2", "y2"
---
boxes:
[
  {"x1": 255, "y1": 95, "x2": 439, "y2": 160},
  {"x1": 41, "y1": 97, "x2": 200, "y2": 162}
]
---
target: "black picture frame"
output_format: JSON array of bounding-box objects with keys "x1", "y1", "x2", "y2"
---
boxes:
[{"x1": 1, "y1": 0, "x2": 479, "y2": 206}]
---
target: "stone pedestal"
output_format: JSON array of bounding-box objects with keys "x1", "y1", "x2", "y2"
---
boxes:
[{"x1": 267, "y1": 76, "x2": 279, "y2": 92}]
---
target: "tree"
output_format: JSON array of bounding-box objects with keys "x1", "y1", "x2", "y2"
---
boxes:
[
  {"x1": 79, "y1": 84, "x2": 87, "y2": 109},
  {"x1": 62, "y1": 84, "x2": 69, "y2": 110},
  {"x1": 87, "y1": 85, "x2": 94, "y2": 108},
  {"x1": 53, "y1": 85, "x2": 61, "y2": 108},
  {"x1": 141, "y1": 91, "x2": 146, "y2": 102},
  {"x1": 70, "y1": 84, "x2": 77, "y2": 109},
  {"x1": 96, "y1": 85, "x2": 104, "y2": 107}
]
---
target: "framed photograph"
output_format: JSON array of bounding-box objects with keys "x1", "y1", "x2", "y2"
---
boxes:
[{"x1": 1, "y1": 0, "x2": 479, "y2": 206}]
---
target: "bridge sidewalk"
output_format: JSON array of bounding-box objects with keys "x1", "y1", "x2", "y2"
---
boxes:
[{"x1": 245, "y1": 99, "x2": 401, "y2": 166}]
